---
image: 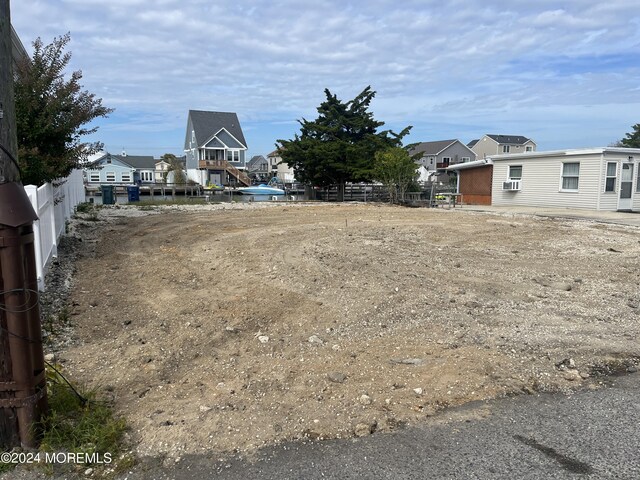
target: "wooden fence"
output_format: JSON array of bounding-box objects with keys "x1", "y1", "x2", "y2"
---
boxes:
[{"x1": 23, "y1": 169, "x2": 85, "y2": 290}]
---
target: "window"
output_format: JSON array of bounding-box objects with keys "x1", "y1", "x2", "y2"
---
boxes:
[
  {"x1": 502, "y1": 145, "x2": 510, "y2": 153},
  {"x1": 122, "y1": 173, "x2": 132, "y2": 183},
  {"x1": 233, "y1": 151, "x2": 239, "y2": 162},
  {"x1": 140, "y1": 171, "x2": 153, "y2": 182},
  {"x1": 461, "y1": 157, "x2": 470, "y2": 163},
  {"x1": 106, "y1": 172, "x2": 116, "y2": 182},
  {"x1": 637, "y1": 164, "x2": 640, "y2": 192},
  {"x1": 525, "y1": 146, "x2": 533, "y2": 152},
  {"x1": 561, "y1": 162, "x2": 580, "y2": 191},
  {"x1": 227, "y1": 150, "x2": 232, "y2": 162},
  {"x1": 89, "y1": 173, "x2": 100, "y2": 182},
  {"x1": 508, "y1": 165, "x2": 522, "y2": 180},
  {"x1": 605, "y1": 162, "x2": 616, "y2": 192}
]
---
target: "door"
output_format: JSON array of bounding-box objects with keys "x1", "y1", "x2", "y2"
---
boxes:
[{"x1": 618, "y1": 162, "x2": 634, "y2": 210}]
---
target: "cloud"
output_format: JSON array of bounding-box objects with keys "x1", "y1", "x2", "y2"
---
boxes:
[{"x1": 10, "y1": 0, "x2": 640, "y2": 156}]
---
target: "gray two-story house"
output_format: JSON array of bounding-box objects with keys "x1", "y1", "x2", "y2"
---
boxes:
[
  {"x1": 184, "y1": 110, "x2": 250, "y2": 187},
  {"x1": 469, "y1": 134, "x2": 536, "y2": 160}
]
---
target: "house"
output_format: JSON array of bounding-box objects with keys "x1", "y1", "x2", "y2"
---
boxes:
[
  {"x1": 246, "y1": 155, "x2": 270, "y2": 182},
  {"x1": 490, "y1": 148, "x2": 640, "y2": 211},
  {"x1": 267, "y1": 149, "x2": 296, "y2": 183},
  {"x1": 408, "y1": 140, "x2": 476, "y2": 172},
  {"x1": 84, "y1": 152, "x2": 159, "y2": 184},
  {"x1": 184, "y1": 110, "x2": 251, "y2": 187},
  {"x1": 121, "y1": 154, "x2": 156, "y2": 184},
  {"x1": 469, "y1": 134, "x2": 536, "y2": 159},
  {"x1": 155, "y1": 156, "x2": 186, "y2": 183}
]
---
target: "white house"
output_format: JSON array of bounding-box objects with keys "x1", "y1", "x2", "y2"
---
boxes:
[{"x1": 491, "y1": 148, "x2": 640, "y2": 212}]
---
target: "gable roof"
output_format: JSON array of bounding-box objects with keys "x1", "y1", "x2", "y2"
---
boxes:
[
  {"x1": 116, "y1": 155, "x2": 156, "y2": 169},
  {"x1": 485, "y1": 134, "x2": 532, "y2": 145},
  {"x1": 86, "y1": 153, "x2": 155, "y2": 170},
  {"x1": 467, "y1": 139, "x2": 479, "y2": 148},
  {"x1": 246, "y1": 155, "x2": 268, "y2": 169},
  {"x1": 408, "y1": 140, "x2": 459, "y2": 156},
  {"x1": 188, "y1": 110, "x2": 247, "y2": 149}
]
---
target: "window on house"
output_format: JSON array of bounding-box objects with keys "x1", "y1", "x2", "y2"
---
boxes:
[
  {"x1": 605, "y1": 162, "x2": 617, "y2": 192},
  {"x1": 140, "y1": 171, "x2": 154, "y2": 182},
  {"x1": 226, "y1": 150, "x2": 232, "y2": 162},
  {"x1": 502, "y1": 145, "x2": 510, "y2": 153},
  {"x1": 508, "y1": 165, "x2": 522, "y2": 180},
  {"x1": 442, "y1": 157, "x2": 451, "y2": 166},
  {"x1": 561, "y1": 162, "x2": 580, "y2": 191},
  {"x1": 525, "y1": 146, "x2": 533, "y2": 152},
  {"x1": 461, "y1": 157, "x2": 470, "y2": 163},
  {"x1": 106, "y1": 172, "x2": 116, "y2": 182},
  {"x1": 122, "y1": 173, "x2": 132, "y2": 183},
  {"x1": 89, "y1": 173, "x2": 100, "y2": 182},
  {"x1": 637, "y1": 164, "x2": 640, "y2": 192},
  {"x1": 233, "y1": 151, "x2": 239, "y2": 162}
]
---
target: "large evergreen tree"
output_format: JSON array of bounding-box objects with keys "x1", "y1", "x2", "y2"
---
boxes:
[
  {"x1": 14, "y1": 33, "x2": 113, "y2": 185},
  {"x1": 618, "y1": 124, "x2": 640, "y2": 148},
  {"x1": 277, "y1": 87, "x2": 411, "y2": 192}
]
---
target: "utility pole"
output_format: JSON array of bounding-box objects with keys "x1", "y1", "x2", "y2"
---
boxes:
[{"x1": 0, "y1": 0, "x2": 48, "y2": 449}]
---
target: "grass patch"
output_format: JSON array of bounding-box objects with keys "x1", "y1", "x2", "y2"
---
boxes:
[
  {"x1": 1, "y1": 365, "x2": 131, "y2": 476},
  {"x1": 40, "y1": 365, "x2": 128, "y2": 466}
]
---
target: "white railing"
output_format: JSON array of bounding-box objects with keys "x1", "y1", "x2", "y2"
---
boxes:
[{"x1": 24, "y1": 169, "x2": 85, "y2": 290}]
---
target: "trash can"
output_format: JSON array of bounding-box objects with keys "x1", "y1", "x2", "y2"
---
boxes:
[
  {"x1": 101, "y1": 185, "x2": 115, "y2": 205},
  {"x1": 127, "y1": 185, "x2": 140, "y2": 202}
]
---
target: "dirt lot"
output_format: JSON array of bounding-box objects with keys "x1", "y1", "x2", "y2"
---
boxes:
[{"x1": 58, "y1": 202, "x2": 640, "y2": 461}]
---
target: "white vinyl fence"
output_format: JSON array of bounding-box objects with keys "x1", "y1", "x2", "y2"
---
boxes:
[{"x1": 24, "y1": 169, "x2": 85, "y2": 290}]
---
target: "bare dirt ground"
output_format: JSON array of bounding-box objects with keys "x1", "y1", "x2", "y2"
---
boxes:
[{"x1": 57, "y1": 202, "x2": 640, "y2": 462}]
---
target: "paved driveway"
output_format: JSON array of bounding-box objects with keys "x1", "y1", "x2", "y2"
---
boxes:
[
  {"x1": 126, "y1": 373, "x2": 640, "y2": 479},
  {"x1": 457, "y1": 205, "x2": 640, "y2": 227}
]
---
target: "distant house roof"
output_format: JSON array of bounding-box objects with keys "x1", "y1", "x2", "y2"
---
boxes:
[
  {"x1": 247, "y1": 155, "x2": 267, "y2": 168},
  {"x1": 467, "y1": 139, "x2": 479, "y2": 148},
  {"x1": 485, "y1": 134, "x2": 532, "y2": 145},
  {"x1": 188, "y1": 110, "x2": 247, "y2": 148},
  {"x1": 267, "y1": 148, "x2": 283, "y2": 157},
  {"x1": 11, "y1": 26, "x2": 28, "y2": 66},
  {"x1": 87, "y1": 153, "x2": 155, "y2": 169},
  {"x1": 409, "y1": 140, "x2": 459, "y2": 156},
  {"x1": 114, "y1": 155, "x2": 155, "y2": 169}
]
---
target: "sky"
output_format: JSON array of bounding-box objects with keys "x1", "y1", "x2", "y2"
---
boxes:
[{"x1": 10, "y1": 0, "x2": 640, "y2": 159}]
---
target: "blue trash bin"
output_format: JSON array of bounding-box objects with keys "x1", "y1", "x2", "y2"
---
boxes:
[{"x1": 127, "y1": 185, "x2": 140, "y2": 202}]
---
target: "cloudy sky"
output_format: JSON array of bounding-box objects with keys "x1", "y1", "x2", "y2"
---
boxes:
[{"x1": 10, "y1": 0, "x2": 640, "y2": 158}]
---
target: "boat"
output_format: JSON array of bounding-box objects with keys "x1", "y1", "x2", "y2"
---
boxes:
[{"x1": 236, "y1": 184, "x2": 285, "y2": 195}]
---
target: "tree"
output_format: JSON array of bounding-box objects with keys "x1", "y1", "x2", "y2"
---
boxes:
[
  {"x1": 372, "y1": 147, "x2": 418, "y2": 204},
  {"x1": 277, "y1": 87, "x2": 411, "y2": 198},
  {"x1": 160, "y1": 153, "x2": 186, "y2": 185},
  {"x1": 617, "y1": 124, "x2": 640, "y2": 148},
  {"x1": 14, "y1": 33, "x2": 113, "y2": 185}
]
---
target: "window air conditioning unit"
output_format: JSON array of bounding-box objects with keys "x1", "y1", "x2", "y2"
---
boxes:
[{"x1": 502, "y1": 180, "x2": 521, "y2": 191}]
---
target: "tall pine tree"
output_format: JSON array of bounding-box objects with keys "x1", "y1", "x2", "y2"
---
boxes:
[{"x1": 277, "y1": 87, "x2": 411, "y2": 198}]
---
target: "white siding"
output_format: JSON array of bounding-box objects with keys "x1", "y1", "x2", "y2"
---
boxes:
[
  {"x1": 634, "y1": 160, "x2": 640, "y2": 211},
  {"x1": 492, "y1": 153, "x2": 602, "y2": 210},
  {"x1": 599, "y1": 155, "x2": 619, "y2": 211}
]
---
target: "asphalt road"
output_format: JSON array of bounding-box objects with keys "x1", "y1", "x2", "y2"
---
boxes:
[{"x1": 126, "y1": 373, "x2": 640, "y2": 480}]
